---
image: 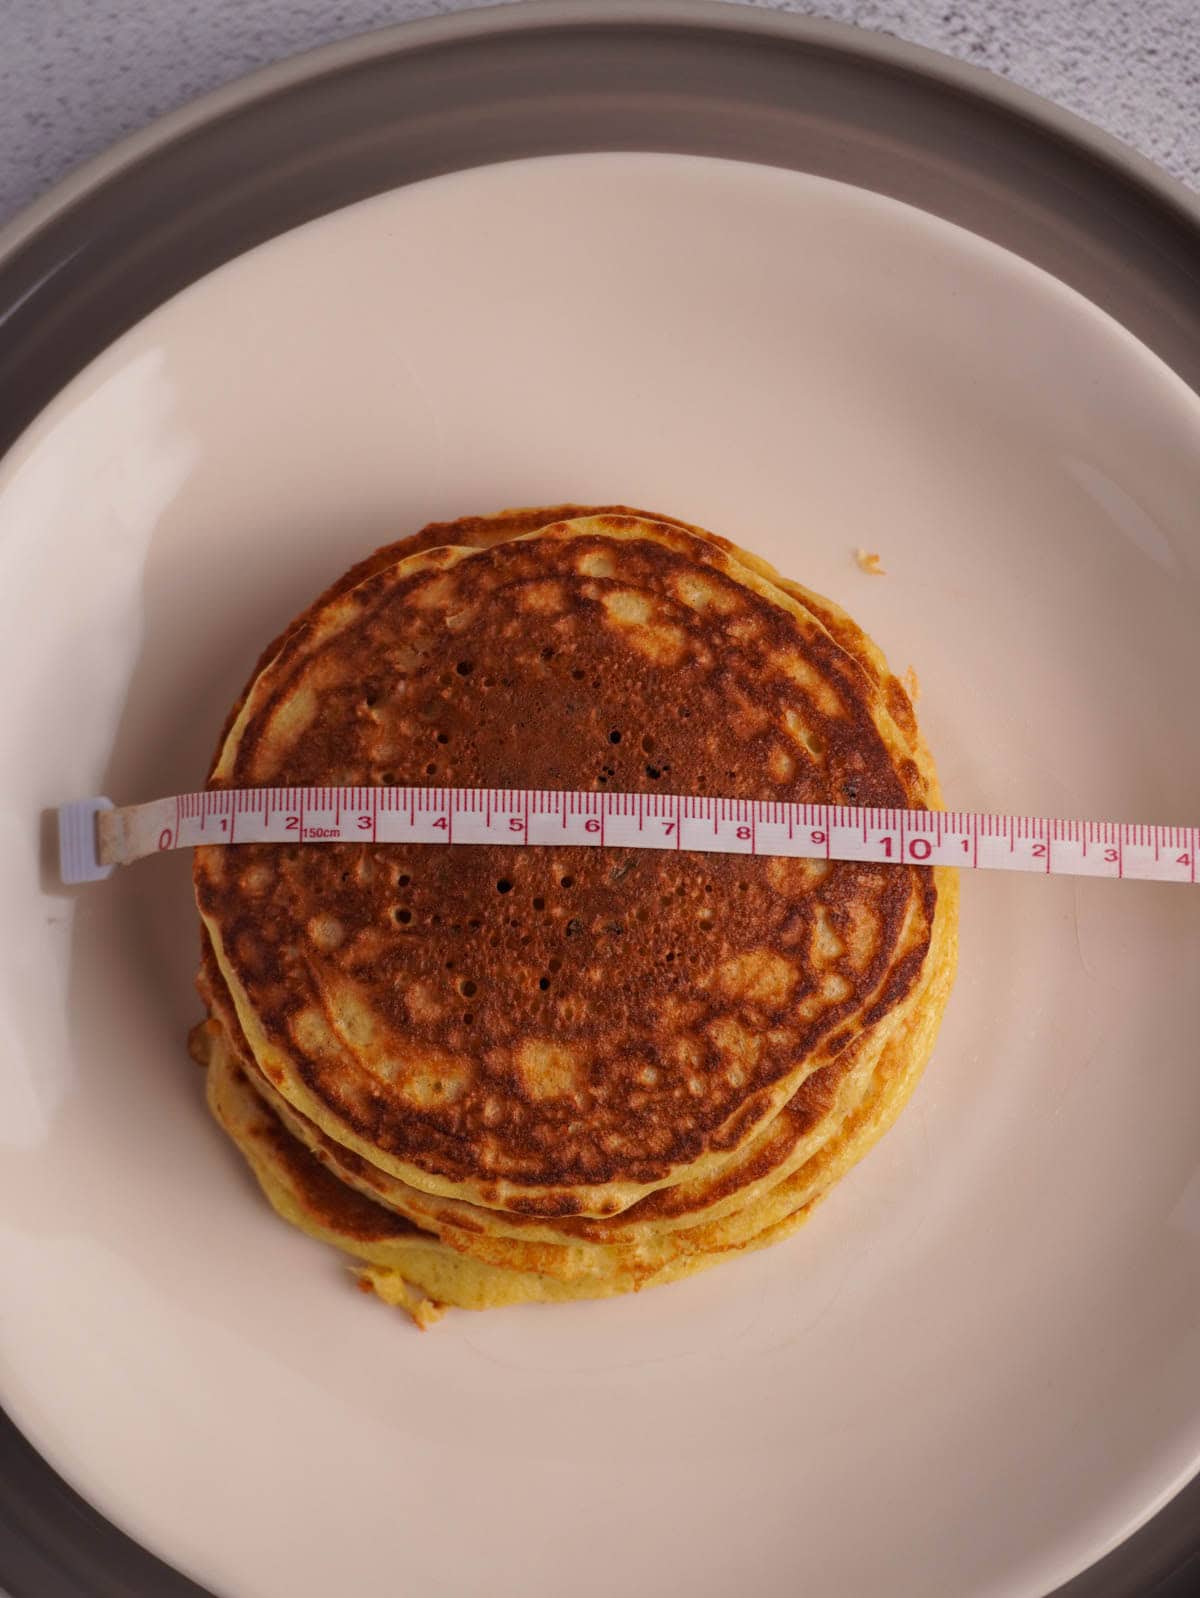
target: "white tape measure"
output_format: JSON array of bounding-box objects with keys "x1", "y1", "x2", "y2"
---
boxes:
[{"x1": 58, "y1": 786, "x2": 1199, "y2": 887}]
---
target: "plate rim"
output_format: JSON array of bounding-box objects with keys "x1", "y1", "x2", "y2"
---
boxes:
[{"x1": 2, "y1": 0, "x2": 1198, "y2": 268}]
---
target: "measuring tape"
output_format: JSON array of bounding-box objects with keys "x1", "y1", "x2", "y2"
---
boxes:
[{"x1": 58, "y1": 786, "x2": 1199, "y2": 887}]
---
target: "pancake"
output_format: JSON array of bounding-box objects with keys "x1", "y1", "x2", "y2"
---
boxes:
[
  {"x1": 203, "y1": 1033, "x2": 839, "y2": 1315},
  {"x1": 195, "y1": 513, "x2": 939, "y2": 1220},
  {"x1": 193, "y1": 503, "x2": 957, "y2": 1322},
  {"x1": 197, "y1": 937, "x2": 879, "y2": 1255},
  {"x1": 207, "y1": 503, "x2": 923, "y2": 785},
  {"x1": 198, "y1": 921, "x2": 892, "y2": 1252},
  {"x1": 202, "y1": 845, "x2": 954, "y2": 1317}
]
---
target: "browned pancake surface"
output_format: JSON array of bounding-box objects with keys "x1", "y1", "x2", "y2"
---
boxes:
[{"x1": 197, "y1": 514, "x2": 933, "y2": 1211}]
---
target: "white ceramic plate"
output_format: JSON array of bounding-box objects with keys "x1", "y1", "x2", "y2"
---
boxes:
[{"x1": 2, "y1": 153, "x2": 1199, "y2": 1598}]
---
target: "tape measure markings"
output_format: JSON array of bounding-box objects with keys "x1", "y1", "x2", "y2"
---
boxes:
[{"x1": 55, "y1": 786, "x2": 1200, "y2": 887}]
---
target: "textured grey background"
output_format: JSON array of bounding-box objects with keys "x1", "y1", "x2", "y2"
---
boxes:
[{"x1": 0, "y1": 0, "x2": 1197, "y2": 228}]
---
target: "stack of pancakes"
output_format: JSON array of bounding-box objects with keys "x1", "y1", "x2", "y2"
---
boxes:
[{"x1": 190, "y1": 507, "x2": 957, "y2": 1327}]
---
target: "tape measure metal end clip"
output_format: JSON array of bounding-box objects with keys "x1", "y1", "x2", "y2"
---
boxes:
[{"x1": 58, "y1": 796, "x2": 115, "y2": 885}]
